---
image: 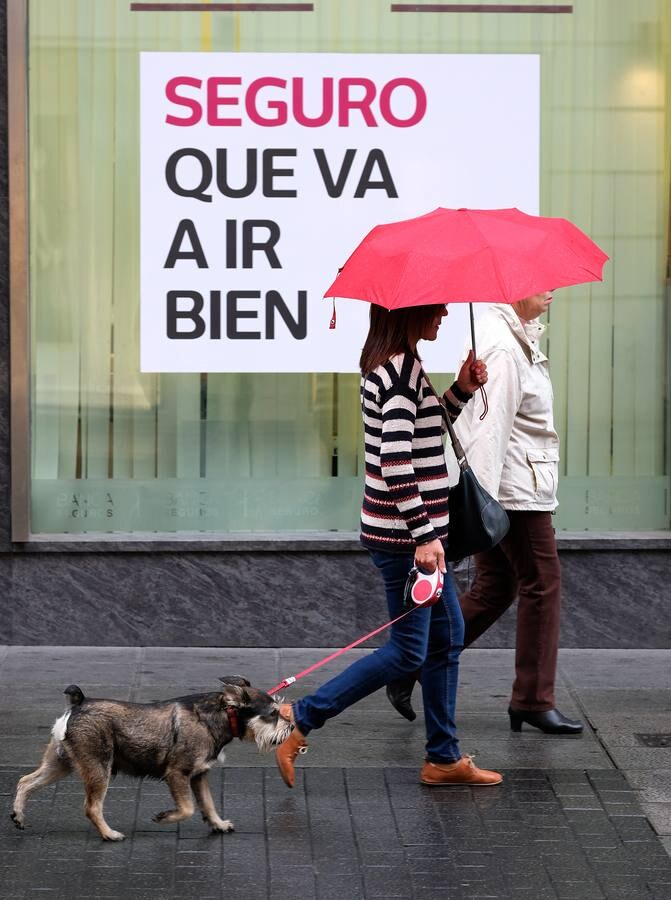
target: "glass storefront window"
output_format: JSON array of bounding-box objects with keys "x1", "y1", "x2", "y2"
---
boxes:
[{"x1": 19, "y1": 0, "x2": 671, "y2": 535}]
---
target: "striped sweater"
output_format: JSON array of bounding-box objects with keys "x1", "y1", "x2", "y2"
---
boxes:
[{"x1": 359, "y1": 352, "x2": 472, "y2": 552}]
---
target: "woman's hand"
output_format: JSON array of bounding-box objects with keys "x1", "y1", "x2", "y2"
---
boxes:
[
  {"x1": 414, "y1": 538, "x2": 446, "y2": 574},
  {"x1": 457, "y1": 350, "x2": 488, "y2": 394}
]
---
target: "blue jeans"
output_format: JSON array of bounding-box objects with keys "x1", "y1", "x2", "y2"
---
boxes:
[{"x1": 292, "y1": 550, "x2": 465, "y2": 763}]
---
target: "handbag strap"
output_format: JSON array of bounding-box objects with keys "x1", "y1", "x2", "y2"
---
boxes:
[
  {"x1": 421, "y1": 369, "x2": 470, "y2": 473},
  {"x1": 444, "y1": 411, "x2": 469, "y2": 473}
]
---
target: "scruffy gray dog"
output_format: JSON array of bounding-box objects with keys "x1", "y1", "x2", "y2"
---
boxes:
[{"x1": 11, "y1": 675, "x2": 291, "y2": 841}]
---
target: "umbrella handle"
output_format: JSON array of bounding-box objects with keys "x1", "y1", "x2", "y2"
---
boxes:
[{"x1": 469, "y1": 303, "x2": 477, "y2": 357}]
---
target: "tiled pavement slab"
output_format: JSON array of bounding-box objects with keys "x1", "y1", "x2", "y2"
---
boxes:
[
  {"x1": 1, "y1": 647, "x2": 670, "y2": 899},
  {"x1": 2, "y1": 767, "x2": 671, "y2": 900}
]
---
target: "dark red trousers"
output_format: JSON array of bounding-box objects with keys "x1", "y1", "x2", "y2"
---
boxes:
[{"x1": 460, "y1": 511, "x2": 561, "y2": 711}]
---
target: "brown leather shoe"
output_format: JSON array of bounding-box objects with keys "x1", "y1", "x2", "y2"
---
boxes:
[
  {"x1": 420, "y1": 756, "x2": 502, "y2": 786},
  {"x1": 275, "y1": 707, "x2": 308, "y2": 788}
]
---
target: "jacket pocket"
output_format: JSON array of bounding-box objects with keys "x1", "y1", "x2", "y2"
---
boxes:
[{"x1": 526, "y1": 448, "x2": 559, "y2": 503}]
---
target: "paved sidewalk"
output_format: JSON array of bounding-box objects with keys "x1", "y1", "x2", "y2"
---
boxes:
[{"x1": 1, "y1": 647, "x2": 670, "y2": 899}]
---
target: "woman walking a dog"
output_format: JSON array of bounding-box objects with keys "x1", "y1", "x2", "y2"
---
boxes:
[{"x1": 275, "y1": 303, "x2": 502, "y2": 788}]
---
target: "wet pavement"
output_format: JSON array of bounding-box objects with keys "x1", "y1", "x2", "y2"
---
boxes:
[{"x1": 1, "y1": 646, "x2": 670, "y2": 899}]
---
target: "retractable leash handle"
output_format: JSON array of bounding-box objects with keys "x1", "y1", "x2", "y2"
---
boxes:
[
  {"x1": 267, "y1": 568, "x2": 443, "y2": 697},
  {"x1": 404, "y1": 565, "x2": 444, "y2": 608}
]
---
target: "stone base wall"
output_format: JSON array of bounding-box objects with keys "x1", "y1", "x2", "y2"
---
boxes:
[{"x1": 1, "y1": 549, "x2": 668, "y2": 648}]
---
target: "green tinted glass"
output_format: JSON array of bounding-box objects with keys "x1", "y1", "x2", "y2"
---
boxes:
[{"x1": 27, "y1": 0, "x2": 670, "y2": 534}]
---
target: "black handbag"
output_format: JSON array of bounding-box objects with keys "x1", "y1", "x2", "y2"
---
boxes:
[{"x1": 443, "y1": 413, "x2": 510, "y2": 562}]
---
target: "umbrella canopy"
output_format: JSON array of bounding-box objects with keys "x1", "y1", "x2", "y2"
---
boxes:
[{"x1": 324, "y1": 207, "x2": 608, "y2": 310}]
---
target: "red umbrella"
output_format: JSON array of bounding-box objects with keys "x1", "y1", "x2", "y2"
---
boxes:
[
  {"x1": 325, "y1": 206, "x2": 608, "y2": 310},
  {"x1": 324, "y1": 206, "x2": 608, "y2": 353}
]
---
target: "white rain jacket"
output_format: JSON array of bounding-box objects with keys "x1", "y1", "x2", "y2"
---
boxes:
[{"x1": 454, "y1": 304, "x2": 560, "y2": 511}]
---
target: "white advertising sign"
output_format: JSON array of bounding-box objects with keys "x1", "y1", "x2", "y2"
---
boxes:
[{"x1": 140, "y1": 52, "x2": 539, "y2": 373}]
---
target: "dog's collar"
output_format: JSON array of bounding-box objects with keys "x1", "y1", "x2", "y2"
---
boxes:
[{"x1": 225, "y1": 706, "x2": 243, "y2": 740}]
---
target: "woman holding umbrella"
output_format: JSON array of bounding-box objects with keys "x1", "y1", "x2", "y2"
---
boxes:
[{"x1": 275, "y1": 302, "x2": 503, "y2": 788}]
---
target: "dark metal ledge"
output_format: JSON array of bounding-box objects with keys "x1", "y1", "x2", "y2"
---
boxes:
[
  {"x1": 391, "y1": 3, "x2": 573, "y2": 12},
  {"x1": 8, "y1": 530, "x2": 671, "y2": 553},
  {"x1": 130, "y1": 3, "x2": 314, "y2": 11},
  {"x1": 555, "y1": 531, "x2": 671, "y2": 551}
]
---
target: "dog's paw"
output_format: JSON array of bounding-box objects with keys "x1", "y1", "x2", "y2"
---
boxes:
[
  {"x1": 10, "y1": 812, "x2": 24, "y2": 830},
  {"x1": 102, "y1": 830, "x2": 125, "y2": 842},
  {"x1": 211, "y1": 819, "x2": 234, "y2": 834},
  {"x1": 152, "y1": 810, "x2": 172, "y2": 823}
]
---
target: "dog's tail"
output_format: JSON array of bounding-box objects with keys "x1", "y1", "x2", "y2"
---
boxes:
[{"x1": 63, "y1": 685, "x2": 85, "y2": 707}]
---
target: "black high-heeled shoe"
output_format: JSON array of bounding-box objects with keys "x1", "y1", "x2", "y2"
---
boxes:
[
  {"x1": 508, "y1": 706, "x2": 583, "y2": 735},
  {"x1": 386, "y1": 674, "x2": 418, "y2": 722}
]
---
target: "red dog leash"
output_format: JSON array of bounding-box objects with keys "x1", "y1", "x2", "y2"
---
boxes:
[
  {"x1": 267, "y1": 566, "x2": 444, "y2": 696},
  {"x1": 267, "y1": 607, "x2": 417, "y2": 696}
]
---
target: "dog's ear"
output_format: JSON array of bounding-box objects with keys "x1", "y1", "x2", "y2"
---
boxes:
[
  {"x1": 218, "y1": 683, "x2": 248, "y2": 707},
  {"x1": 63, "y1": 685, "x2": 85, "y2": 706},
  {"x1": 219, "y1": 675, "x2": 251, "y2": 688}
]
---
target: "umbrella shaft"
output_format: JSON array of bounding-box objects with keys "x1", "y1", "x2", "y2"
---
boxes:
[{"x1": 469, "y1": 302, "x2": 477, "y2": 357}]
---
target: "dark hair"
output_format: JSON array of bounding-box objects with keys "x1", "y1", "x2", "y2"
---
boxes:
[{"x1": 359, "y1": 304, "x2": 443, "y2": 375}]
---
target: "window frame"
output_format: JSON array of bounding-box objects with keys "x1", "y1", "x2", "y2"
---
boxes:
[
  {"x1": 8, "y1": 0, "x2": 670, "y2": 543},
  {"x1": 8, "y1": 0, "x2": 30, "y2": 542}
]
